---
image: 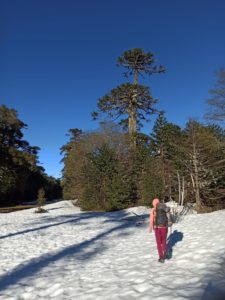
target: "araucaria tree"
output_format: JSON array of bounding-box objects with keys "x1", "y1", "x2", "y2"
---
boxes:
[
  {"x1": 117, "y1": 48, "x2": 165, "y2": 84},
  {"x1": 93, "y1": 83, "x2": 157, "y2": 136},
  {"x1": 93, "y1": 48, "x2": 165, "y2": 140}
]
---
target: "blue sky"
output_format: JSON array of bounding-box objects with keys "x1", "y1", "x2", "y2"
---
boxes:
[{"x1": 1, "y1": 0, "x2": 225, "y2": 178}]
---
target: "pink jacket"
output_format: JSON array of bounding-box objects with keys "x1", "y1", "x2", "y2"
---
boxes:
[{"x1": 149, "y1": 198, "x2": 160, "y2": 232}]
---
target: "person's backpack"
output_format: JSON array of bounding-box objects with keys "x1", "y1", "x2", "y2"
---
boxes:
[{"x1": 155, "y1": 203, "x2": 169, "y2": 227}]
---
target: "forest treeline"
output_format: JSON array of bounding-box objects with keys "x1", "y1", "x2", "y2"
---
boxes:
[
  {"x1": 0, "y1": 105, "x2": 62, "y2": 207},
  {"x1": 61, "y1": 117, "x2": 225, "y2": 212},
  {"x1": 62, "y1": 49, "x2": 225, "y2": 212},
  {"x1": 1, "y1": 49, "x2": 224, "y2": 211}
]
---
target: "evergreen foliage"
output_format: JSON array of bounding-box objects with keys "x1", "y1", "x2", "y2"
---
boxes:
[
  {"x1": 81, "y1": 144, "x2": 128, "y2": 211},
  {"x1": 0, "y1": 105, "x2": 62, "y2": 207},
  {"x1": 61, "y1": 117, "x2": 225, "y2": 212},
  {"x1": 117, "y1": 48, "x2": 165, "y2": 83},
  {"x1": 61, "y1": 124, "x2": 134, "y2": 210},
  {"x1": 92, "y1": 83, "x2": 157, "y2": 135},
  {"x1": 93, "y1": 49, "x2": 165, "y2": 141},
  {"x1": 149, "y1": 113, "x2": 183, "y2": 201}
]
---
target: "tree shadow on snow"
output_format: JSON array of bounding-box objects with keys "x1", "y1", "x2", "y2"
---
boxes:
[
  {"x1": 0, "y1": 210, "x2": 141, "y2": 292},
  {"x1": 103, "y1": 212, "x2": 149, "y2": 226},
  {"x1": 166, "y1": 229, "x2": 184, "y2": 259},
  {"x1": 0, "y1": 212, "x2": 110, "y2": 240},
  {"x1": 46, "y1": 206, "x2": 67, "y2": 211},
  {"x1": 200, "y1": 281, "x2": 225, "y2": 300},
  {"x1": 199, "y1": 256, "x2": 225, "y2": 300}
]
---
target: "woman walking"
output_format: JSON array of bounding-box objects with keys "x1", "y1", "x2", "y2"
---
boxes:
[{"x1": 149, "y1": 198, "x2": 172, "y2": 263}]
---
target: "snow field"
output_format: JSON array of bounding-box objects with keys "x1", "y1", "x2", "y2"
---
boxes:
[{"x1": 0, "y1": 201, "x2": 225, "y2": 299}]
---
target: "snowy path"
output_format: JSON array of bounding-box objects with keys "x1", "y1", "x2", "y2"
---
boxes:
[{"x1": 0, "y1": 201, "x2": 225, "y2": 300}]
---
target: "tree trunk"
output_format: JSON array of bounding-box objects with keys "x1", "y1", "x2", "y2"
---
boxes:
[
  {"x1": 181, "y1": 176, "x2": 185, "y2": 206},
  {"x1": 128, "y1": 75, "x2": 138, "y2": 146},
  {"x1": 128, "y1": 110, "x2": 137, "y2": 135},
  {"x1": 192, "y1": 142, "x2": 201, "y2": 210},
  {"x1": 177, "y1": 171, "x2": 181, "y2": 205},
  {"x1": 161, "y1": 149, "x2": 167, "y2": 200}
]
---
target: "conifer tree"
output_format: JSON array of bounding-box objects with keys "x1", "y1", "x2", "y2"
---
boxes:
[
  {"x1": 81, "y1": 143, "x2": 129, "y2": 211},
  {"x1": 117, "y1": 48, "x2": 165, "y2": 84},
  {"x1": 93, "y1": 49, "x2": 165, "y2": 141},
  {"x1": 93, "y1": 83, "x2": 156, "y2": 136},
  {"x1": 0, "y1": 105, "x2": 61, "y2": 206},
  {"x1": 150, "y1": 113, "x2": 182, "y2": 201}
]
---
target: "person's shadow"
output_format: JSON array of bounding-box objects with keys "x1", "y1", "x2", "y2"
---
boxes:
[
  {"x1": 201, "y1": 281, "x2": 225, "y2": 300},
  {"x1": 166, "y1": 229, "x2": 183, "y2": 259}
]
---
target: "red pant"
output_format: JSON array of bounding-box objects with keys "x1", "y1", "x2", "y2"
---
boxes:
[{"x1": 154, "y1": 227, "x2": 168, "y2": 259}]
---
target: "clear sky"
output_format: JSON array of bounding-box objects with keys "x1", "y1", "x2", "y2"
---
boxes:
[{"x1": 1, "y1": 0, "x2": 225, "y2": 178}]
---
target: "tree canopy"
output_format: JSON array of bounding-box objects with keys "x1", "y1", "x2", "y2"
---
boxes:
[
  {"x1": 205, "y1": 68, "x2": 225, "y2": 125},
  {"x1": 0, "y1": 105, "x2": 62, "y2": 206}
]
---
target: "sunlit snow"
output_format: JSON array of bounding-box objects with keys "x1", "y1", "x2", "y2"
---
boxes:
[{"x1": 0, "y1": 200, "x2": 225, "y2": 299}]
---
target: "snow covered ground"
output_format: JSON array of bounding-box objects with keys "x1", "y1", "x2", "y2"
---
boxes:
[{"x1": 0, "y1": 200, "x2": 225, "y2": 300}]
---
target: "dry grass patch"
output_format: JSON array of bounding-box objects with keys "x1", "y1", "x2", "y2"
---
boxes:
[{"x1": 0, "y1": 205, "x2": 37, "y2": 213}]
